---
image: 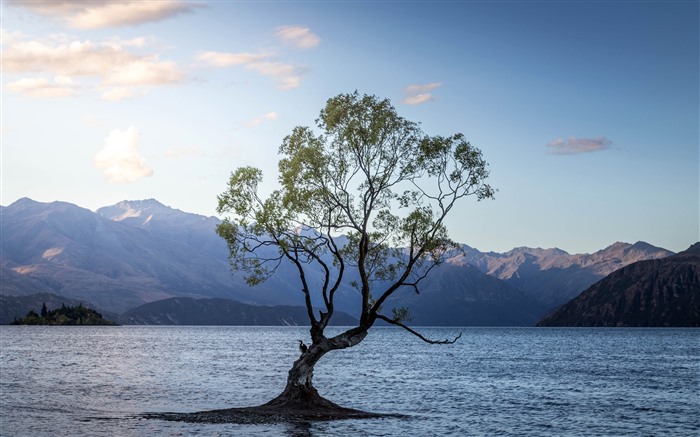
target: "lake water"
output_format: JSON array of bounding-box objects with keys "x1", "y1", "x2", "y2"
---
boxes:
[{"x1": 0, "y1": 326, "x2": 698, "y2": 436}]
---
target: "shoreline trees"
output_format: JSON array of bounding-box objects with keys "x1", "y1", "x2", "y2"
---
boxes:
[{"x1": 12, "y1": 303, "x2": 116, "y2": 325}]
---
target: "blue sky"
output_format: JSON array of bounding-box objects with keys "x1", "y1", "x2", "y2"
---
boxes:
[{"x1": 2, "y1": 0, "x2": 698, "y2": 254}]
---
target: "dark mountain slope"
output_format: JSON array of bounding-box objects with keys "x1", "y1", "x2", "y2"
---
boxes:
[
  {"x1": 388, "y1": 263, "x2": 548, "y2": 326},
  {"x1": 537, "y1": 243, "x2": 700, "y2": 327},
  {"x1": 119, "y1": 297, "x2": 358, "y2": 326}
]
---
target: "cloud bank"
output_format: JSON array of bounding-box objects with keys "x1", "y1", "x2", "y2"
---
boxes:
[
  {"x1": 546, "y1": 137, "x2": 612, "y2": 155},
  {"x1": 8, "y1": 0, "x2": 201, "y2": 28},
  {"x1": 4, "y1": 34, "x2": 184, "y2": 100},
  {"x1": 403, "y1": 82, "x2": 442, "y2": 105},
  {"x1": 6, "y1": 76, "x2": 79, "y2": 98},
  {"x1": 94, "y1": 127, "x2": 153, "y2": 183}
]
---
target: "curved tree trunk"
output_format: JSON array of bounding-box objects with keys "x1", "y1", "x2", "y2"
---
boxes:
[
  {"x1": 263, "y1": 329, "x2": 369, "y2": 411},
  {"x1": 143, "y1": 327, "x2": 393, "y2": 423}
]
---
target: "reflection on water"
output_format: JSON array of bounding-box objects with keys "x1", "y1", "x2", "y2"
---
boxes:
[
  {"x1": 284, "y1": 421, "x2": 313, "y2": 437},
  {"x1": 1, "y1": 326, "x2": 698, "y2": 436}
]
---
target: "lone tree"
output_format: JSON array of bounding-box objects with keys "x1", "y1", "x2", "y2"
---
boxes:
[{"x1": 216, "y1": 92, "x2": 494, "y2": 418}]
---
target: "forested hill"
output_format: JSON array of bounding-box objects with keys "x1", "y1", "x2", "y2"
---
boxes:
[{"x1": 12, "y1": 303, "x2": 117, "y2": 326}]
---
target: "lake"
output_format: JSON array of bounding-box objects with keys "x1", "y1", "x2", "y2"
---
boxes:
[{"x1": 0, "y1": 326, "x2": 698, "y2": 436}]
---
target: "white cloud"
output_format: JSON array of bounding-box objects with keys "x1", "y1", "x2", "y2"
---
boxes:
[
  {"x1": 104, "y1": 59, "x2": 182, "y2": 86},
  {"x1": 403, "y1": 82, "x2": 442, "y2": 105},
  {"x1": 94, "y1": 127, "x2": 154, "y2": 183},
  {"x1": 6, "y1": 76, "x2": 79, "y2": 98},
  {"x1": 405, "y1": 82, "x2": 442, "y2": 95},
  {"x1": 8, "y1": 0, "x2": 202, "y2": 29},
  {"x1": 245, "y1": 112, "x2": 278, "y2": 128},
  {"x1": 0, "y1": 28, "x2": 25, "y2": 44},
  {"x1": 403, "y1": 93, "x2": 434, "y2": 105},
  {"x1": 3, "y1": 33, "x2": 184, "y2": 100},
  {"x1": 546, "y1": 137, "x2": 612, "y2": 155},
  {"x1": 105, "y1": 36, "x2": 153, "y2": 50},
  {"x1": 274, "y1": 26, "x2": 320, "y2": 49},
  {"x1": 197, "y1": 51, "x2": 272, "y2": 67},
  {"x1": 197, "y1": 51, "x2": 303, "y2": 90}
]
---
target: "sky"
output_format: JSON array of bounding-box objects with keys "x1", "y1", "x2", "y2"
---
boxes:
[{"x1": 1, "y1": 0, "x2": 698, "y2": 254}]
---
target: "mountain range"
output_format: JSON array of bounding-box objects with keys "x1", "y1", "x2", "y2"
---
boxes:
[{"x1": 0, "y1": 197, "x2": 679, "y2": 326}]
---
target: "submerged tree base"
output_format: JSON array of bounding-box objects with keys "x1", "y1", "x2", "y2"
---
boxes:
[
  {"x1": 143, "y1": 391, "x2": 399, "y2": 424},
  {"x1": 144, "y1": 403, "x2": 394, "y2": 425}
]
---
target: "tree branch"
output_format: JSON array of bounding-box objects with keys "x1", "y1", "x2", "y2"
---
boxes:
[{"x1": 375, "y1": 314, "x2": 462, "y2": 344}]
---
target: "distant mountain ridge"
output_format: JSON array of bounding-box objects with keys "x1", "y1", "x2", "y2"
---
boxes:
[
  {"x1": 0, "y1": 197, "x2": 678, "y2": 326},
  {"x1": 448, "y1": 241, "x2": 673, "y2": 306},
  {"x1": 97, "y1": 199, "x2": 227, "y2": 257},
  {"x1": 0, "y1": 198, "x2": 298, "y2": 313},
  {"x1": 537, "y1": 243, "x2": 700, "y2": 327}
]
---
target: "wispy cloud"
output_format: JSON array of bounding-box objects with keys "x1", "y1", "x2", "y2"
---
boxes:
[
  {"x1": 274, "y1": 26, "x2": 320, "y2": 49},
  {"x1": 94, "y1": 127, "x2": 153, "y2": 183},
  {"x1": 8, "y1": 0, "x2": 202, "y2": 29},
  {"x1": 245, "y1": 112, "x2": 278, "y2": 128},
  {"x1": 197, "y1": 51, "x2": 303, "y2": 90},
  {"x1": 3, "y1": 33, "x2": 185, "y2": 100},
  {"x1": 403, "y1": 82, "x2": 442, "y2": 105},
  {"x1": 403, "y1": 94, "x2": 434, "y2": 105},
  {"x1": 6, "y1": 76, "x2": 79, "y2": 98},
  {"x1": 546, "y1": 137, "x2": 612, "y2": 155}
]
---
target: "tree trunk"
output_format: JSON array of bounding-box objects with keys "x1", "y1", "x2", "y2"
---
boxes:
[
  {"x1": 263, "y1": 329, "x2": 369, "y2": 411},
  {"x1": 142, "y1": 328, "x2": 387, "y2": 423}
]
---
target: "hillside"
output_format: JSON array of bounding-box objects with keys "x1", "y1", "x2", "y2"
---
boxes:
[
  {"x1": 119, "y1": 297, "x2": 358, "y2": 326},
  {"x1": 537, "y1": 243, "x2": 700, "y2": 327},
  {"x1": 387, "y1": 264, "x2": 547, "y2": 326}
]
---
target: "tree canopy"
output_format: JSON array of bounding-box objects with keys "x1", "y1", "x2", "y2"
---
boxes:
[{"x1": 216, "y1": 91, "x2": 494, "y2": 344}]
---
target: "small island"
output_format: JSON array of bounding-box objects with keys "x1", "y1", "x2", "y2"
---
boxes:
[{"x1": 12, "y1": 303, "x2": 117, "y2": 326}]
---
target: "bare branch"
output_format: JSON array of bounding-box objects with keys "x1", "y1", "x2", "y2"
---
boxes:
[{"x1": 375, "y1": 314, "x2": 462, "y2": 344}]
